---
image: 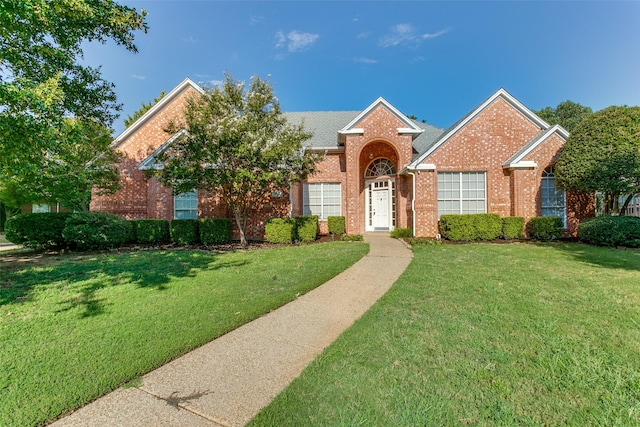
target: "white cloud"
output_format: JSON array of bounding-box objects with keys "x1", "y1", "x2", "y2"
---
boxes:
[
  {"x1": 182, "y1": 35, "x2": 198, "y2": 44},
  {"x1": 353, "y1": 57, "x2": 378, "y2": 64},
  {"x1": 379, "y1": 24, "x2": 450, "y2": 48},
  {"x1": 357, "y1": 31, "x2": 372, "y2": 40},
  {"x1": 130, "y1": 74, "x2": 146, "y2": 80},
  {"x1": 250, "y1": 15, "x2": 264, "y2": 25},
  {"x1": 275, "y1": 30, "x2": 319, "y2": 53}
]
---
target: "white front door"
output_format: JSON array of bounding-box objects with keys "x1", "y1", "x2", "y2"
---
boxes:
[
  {"x1": 372, "y1": 189, "x2": 389, "y2": 229},
  {"x1": 366, "y1": 179, "x2": 395, "y2": 231}
]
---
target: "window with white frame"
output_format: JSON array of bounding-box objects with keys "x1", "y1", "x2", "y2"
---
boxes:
[
  {"x1": 174, "y1": 190, "x2": 198, "y2": 219},
  {"x1": 541, "y1": 167, "x2": 565, "y2": 223},
  {"x1": 437, "y1": 172, "x2": 486, "y2": 217},
  {"x1": 32, "y1": 204, "x2": 51, "y2": 213},
  {"x1": 303, "y1": 183, "x2": 341, "y2": 220}
]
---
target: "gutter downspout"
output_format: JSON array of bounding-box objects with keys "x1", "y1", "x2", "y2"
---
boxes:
[{"x1": 407, "y1": 169, "x2": 416, "y2": 237}]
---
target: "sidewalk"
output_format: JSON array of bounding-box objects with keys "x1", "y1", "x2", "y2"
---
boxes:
[
  {"x1": 51, "y1": 233, "x2": 413, "y2": 427},
  {"x1": 0, "y1": 243, "x2": 21, "y2": 251}
]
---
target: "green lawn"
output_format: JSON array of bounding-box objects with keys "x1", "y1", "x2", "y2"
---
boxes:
[
  {"x1": 0, "y1": 242, "x2": 368, "y2": 427},
  {"x1": 251, "y1": 242, "x2": 640, "y2": 426}
]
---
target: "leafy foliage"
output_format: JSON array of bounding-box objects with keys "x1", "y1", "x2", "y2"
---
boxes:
[
  {"x1": 62, "y1": 211, "x2": 130, "y2": 250},
  {"x1": 527, "y1": 216, "x2": 564, "y2": 240},
  {"x1": 199, "y1": 218, "x2": 232, "y2": 244},
  {"x1": 578, "y1": 216, "x2": 640, "y2": 247},
  {"x1": 265, "y1": 218, "x2": 295, "y2": 244},
  {"x1": 155, "y1": 74, "x2": 318, "y2": 246},
  {"x1": 327, "y1": 216, "x2": 346, "y2": 236},
  {"x1": 0, "y1": 0, "x2": 147, "y2": 185},
  {"x1": 294, "y1": 215, "x2": 318, "y2": 242},
  {"x1": 390, "y1": 227, "x2": 413, "y2": 238},
  {"x1": 124, "y1": 90, "x2": 166, "y2": 128},
  {"x1": 133, "y1": 219, "x2": 170, "y2": 244},
  {"x1": 535, "y1": 100, "x2": 593, "y2": 133},
  {"x1": 439, "y1": 214, "x2": 502, "y2": 241},
  {"x1": 170, "y1": 219, "x2": 200, "y2": 245},
  {"x1": 555, "y1": 106, "x2": 640, "y2": 215},
  {"x1": 501, "y1": 216, "x2": 525, "y2": 239},
  {"x1": 4, "y1": 212, "x2": 71, "y2": 248}
]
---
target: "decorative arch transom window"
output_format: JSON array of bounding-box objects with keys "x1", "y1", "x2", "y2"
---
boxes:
[
  {"x1": 541, "y1": 166, "x2": 566, "y2": 223},
  {"x1": 365, "y1": 158, "x2": 395, "y2": 178}
]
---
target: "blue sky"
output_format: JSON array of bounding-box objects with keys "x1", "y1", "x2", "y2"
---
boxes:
[{"x1": 82, "y1": 1, "x2": 640, "y2": 135}]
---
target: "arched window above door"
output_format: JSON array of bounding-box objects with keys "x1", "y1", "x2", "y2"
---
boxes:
[{"x1": 365, "y1": 158, "x2": 395, "y2": 178}]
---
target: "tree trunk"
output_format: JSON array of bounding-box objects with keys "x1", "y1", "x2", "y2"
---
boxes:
[
  {"x1": 619, "y1": 194, "x2": 635, "y2": 216},
  {"x1": 232, "y1": 209, "x2": 248, "y2": 247}
]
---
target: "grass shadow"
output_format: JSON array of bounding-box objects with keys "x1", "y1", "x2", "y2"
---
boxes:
[
  {"x1": 0, "y1": 249, "x2": 247, "y2": 316},
  {"x1": 536, "y1": 241, "x2": 640, "y2": 272}
]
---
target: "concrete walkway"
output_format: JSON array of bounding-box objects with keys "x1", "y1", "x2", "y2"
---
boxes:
[
  {"x1": 51, "y1": 233, "x2": 413, "y2": 427},
  {"x1": 0, "y1": 243, "x2": 21, "y2": 251}
]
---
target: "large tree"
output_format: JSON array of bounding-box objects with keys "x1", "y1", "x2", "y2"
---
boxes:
[
  {"x1": 0, "y1": 119, "x2": 121, "y2": 212},
  {"x1": 0, "y1": 0, "x2": 147, "y2": 179},
  {"x1": 536, "y1": 100, "x2": 593, "y2": 133},
  {"x1": 156, "y1": 74, "x2": 318, "y2": 246},
  {"x1": 555, "y1": 105, "x2": 640, "y2": 215}
]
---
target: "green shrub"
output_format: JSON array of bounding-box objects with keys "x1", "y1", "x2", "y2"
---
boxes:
[
  {"x1": 265, "y1": 218, "x2": 295, "y2": 244},
  {"x1": 170, "y1": 219, "x2": 200, "y2": 245},
  {"x1": 5, "y1": 213, "x2": 71, "y2": 248},
  {"x1": 340, "y1": 234, "x2": 363, "y2": 241},
  {"x1": 295, "y1": 215, "x2": 318, "y2": 242},
  {"x1": 199, "y1": 218, "x2": 232, "y2": 244},
  {"x1": 527, "y1": 216, "x2": 564, "y2": 240},
  {"x1": 62, "y1": 212, "x2": 130, "y2": 250},
  {"x1": 502, "y1": 216, "x2": 525, "y2": 239},
  {"x1": 134, "y1": 219, "x2": 170, "y2": 244},
  {"x1": 390, "y1": 227, "x2": 413, "y2": 238},
  {"x1": 578, "y1": 216, "x2": 640, "y2": 247},
  {"x1": 327, "y1": 216, "x2": 346, "y2": 236},
  {"x1": 439, "y1": 214, "x2": 502, "y2": 241}
]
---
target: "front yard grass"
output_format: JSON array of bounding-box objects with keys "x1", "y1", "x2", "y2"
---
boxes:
[
  {"x1": 0, "y1": 242, "x2": 368, "y2": 427},
  {"x1": 251, "y1": 242, "x2": 640, "y2": 426}
]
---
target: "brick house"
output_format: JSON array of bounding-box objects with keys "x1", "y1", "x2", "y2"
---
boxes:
[{"x1": 91, "y1": 78, "x2": 594, "y2": 238}]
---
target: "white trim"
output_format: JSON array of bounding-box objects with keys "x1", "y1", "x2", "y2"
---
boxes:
[
  {"x1": 408, "y1": 88, "x2": 552, "y2": 169},
  {"x1": 338, "y1": 128, "x2": 364, "y2": 135},
  {"x1": 365, "y1": 178, "x2": 395, "y2": 232},
  {"x1": 112, "y1": 78, "x2": 204, "y2": 149},
  {"x1": 409, "y1": 163, "x2": 436, "y2": 171},
  {"x1": 502, "y1": 125, "x2": 568, "y2": 168},
  {"x1": 503, "y1": 161, "x2": 538, "y2": 170},
  {"x1": 397, "y1": 127, "x2": 424, "y2": 135},
  {"x1": 339, "y1": 97, "x2": 424, "y2": 136},
  {"x1": 307, "y1": 146, "x2": 346, "y2": 152},
  {"x1": 407, "y1": 170, "x2": 416, "y2": 237},
  {"x1": 138, "y1": 129, "x2": 189, "y2": 170}
]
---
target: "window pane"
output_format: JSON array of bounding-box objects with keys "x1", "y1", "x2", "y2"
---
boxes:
[
  {"x1": 438, "y1": 172, "x2": 486, "y2": 217},
  {"x1": 174, "y1": 190, "x2": 198, "y2": 219}
]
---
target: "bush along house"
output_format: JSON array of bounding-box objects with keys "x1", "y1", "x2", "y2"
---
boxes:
[{"x1": 91, "y1": 78, "x2": 594, "y2": 239}]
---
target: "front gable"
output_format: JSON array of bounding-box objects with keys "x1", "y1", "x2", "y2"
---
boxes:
[
  {"x1": 338, "y1": 97, "x2": 424, "y2": 143},
  {"x1": 408, "y1": 88, "x2": 551, "y2": 170}
]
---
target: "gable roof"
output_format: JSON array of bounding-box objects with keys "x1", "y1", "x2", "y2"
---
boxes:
[
  {"x1": 502, "y1": 124, "x2": 569, "y2": 169},
  {"x1": 138, "y1": 129, "x2": 188, "y2": 170},
  {"x1": 339, "y1": 97, "x2": 425, "y2": 137},
  {"x1": 407, "y1": 88, "x2": 552, "y2": 169},
  {"x1": 112, "y1": 77, "x2": 204, "y2": 149}
]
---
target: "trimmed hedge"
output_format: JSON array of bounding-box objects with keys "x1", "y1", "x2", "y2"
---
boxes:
[
  {"x1": 5, "y1": 212, "x2": 72, "y2": 248},
  {"x1": 199, "y1": 218, "x2": 232, "y2": 244},
  {"x1": 295, "y1": 215, "x2": 318, "y2": 243},
  {"x1": 578, "y1": 216, "x2": 640, "y2": 247},
  {"x1": 134, "y1": 219, "x2": 170, "y2": 244},
  {"x1": 62, "y1": 212, "x2": 130, "y2": 250},
  {"x1": 527, "y1": 216, "x2": 564, "y2": 240},
  {"x1": 327, "y1": 216, "x2": 346, "y2": 236},
  {"x1": 390, "y1": 227, "x2": 413, "y2": 238},
  {"x1": 439, "y1": 214, "x2": 502, "y2": 241},
  {"x1": 502, "y1": 217, "x2": 525, "y2": 239},
  {"x1": 265, "y1": 218, "x2": 295, "y2": 244},
  {"x1": 170, "y1": 219, "x2": 200, "y2": 245}
]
